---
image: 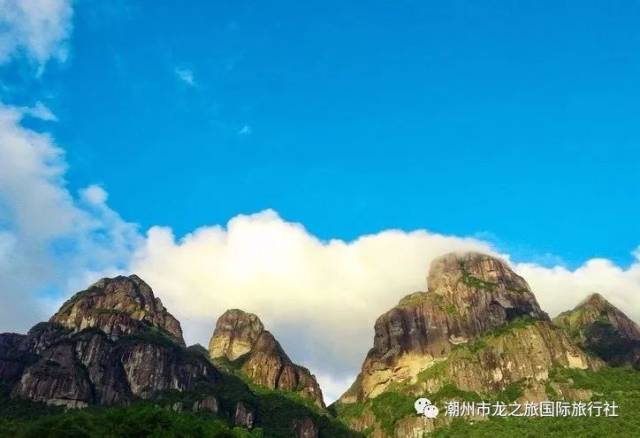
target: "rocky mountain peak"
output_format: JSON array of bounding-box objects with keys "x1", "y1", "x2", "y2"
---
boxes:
[
  {"x1": 209, "y1": 309, "x2": 265, "y2": 361},
  {"x1": 554, "y1": 292, "x2": 640, "y2": 368},
  {"x1": 209, "y1": 309, "x2": 326, "y2": 408},
  {"x1": 425, "y1": 251, "x2": 548, "y2": 326},
  {"x1": 1, "y1": 275, "x2": 218, "y2": 409},
  {"x1": 50, "y1": 275, "x2": 184, "y2": 346},
  {"x1": 340, "y1": 252, "x2": 551, "y2": 402},
  {"x1": 428, "y1": 252, "x2": 531, "y2": 296},
  {"x1": 577, "y1": 292, "x2": 609, "y2": 309},
  {"x1": 337, "y1": 253, "x2": 602, "y2": 436}
]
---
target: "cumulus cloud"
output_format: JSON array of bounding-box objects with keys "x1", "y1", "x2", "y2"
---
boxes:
[
  {"x1": 81, "y1": 184, "x2": 108, "y2": 205},
  {"x1": 0, "y1": 0, "x2": 73, "y2": 67},
  {"x1": 128, "y1": 213, "x2": 490, "y2": 400},
  {"x1": 517, "y1": 257, "x2": 640, "y2": 322},
  {"x1": 0, "y1": 103, "x2": 140, "y2": 332}
]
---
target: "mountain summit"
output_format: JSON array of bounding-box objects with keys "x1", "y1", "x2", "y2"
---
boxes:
[
  {"x1": 340, "y1": 252, "x2": 554, "y2": 402},
  {"x1": 337, "y1": 252, "x2": 599, "y2": 437},
  {"x1": 209, "y1": 309, "x2": 325, "y2": 408},
  {"x1": 554, "y1": 292, "x2": 640, "y2": 368},
  {"x1": 0, "y1": 275, "x2": 217, "y2": 408},
  {"x1": 51, "y1": 275, "x2": 185, "y2": 345}
]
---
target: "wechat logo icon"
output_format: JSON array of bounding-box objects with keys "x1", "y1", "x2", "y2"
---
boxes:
[{"x1": 414, "y1": 397, "x2": 439, "y2": 419}]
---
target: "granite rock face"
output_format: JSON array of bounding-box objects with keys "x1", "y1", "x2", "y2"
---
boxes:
[
  {"x1": 554, "y1": 293, "x2": 640, "y2": 368},
  {"x1": 234, "y1": 401, "x2": 255, "y2": 428},
  {"x1": 51, "y1": 275, "x2": 184, "y2": 345},
  {"x1": 341, "y1": 252, "x2": 551, "y2": 402},
  {"x1": 337, "y1": 252, "x2": 603, "y2": 438},
  {"x1": 209, "y1": 309, "x2": 325, "y2": 408},
  {"x1": 209, "y1": 309, "x2": 265, "y2": 361},
  {"x1": 0, "y1": 333, "x2": 29, "y2": 384},
  {"x1": 2, "y1": 276, "x2": 218, "y2": 408}
]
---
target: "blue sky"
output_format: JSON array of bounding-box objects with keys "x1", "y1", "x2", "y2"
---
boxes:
[{"x1": 3, "y1": 0, "x2": 639, "y2": 267}]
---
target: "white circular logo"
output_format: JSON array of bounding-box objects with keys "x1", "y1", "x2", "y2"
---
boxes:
[
  {"x1": 414, "y1": 397, "x2": 439, "y2": 418},
  {"x1": 423, "y1": 404, "x2": 439, "y2": 419}
]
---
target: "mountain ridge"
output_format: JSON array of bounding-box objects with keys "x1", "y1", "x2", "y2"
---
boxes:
[
  {"x1": 2, "y1": 252, "x2": 640, "y2": 437},
  {"x1": 335, "y1": 252, "x2": 605, "y2": 437}
]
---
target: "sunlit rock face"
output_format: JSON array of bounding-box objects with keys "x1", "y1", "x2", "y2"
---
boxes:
[
  {"x1": 209, "y1": 309, "x2": 326, "y2": 408},
  {"x1": 554, "y1": 292, "x2": 640, "y2": 368},
  {"x1": 209, "y1": 309, "x2": 264, "y2": 361},
  {"x1": 51, "y1": 275, "x2": 185, "y2": 346},
  {"x1": 336, "y1": 252, "x2": 606, "y2": 437},
  {"x1": 341, "y1": 252, "x2": 553, "y2": 402}
]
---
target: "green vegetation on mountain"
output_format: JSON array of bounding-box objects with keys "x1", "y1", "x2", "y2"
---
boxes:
[
  {"x1": 433, "y1": 367, "x2": 640, "y2": 437},
  {"x1": 0, "y1": 402, "x2": 258, "y2": 438},
  {"x1": 1, "y1": 371, "x2": 360, "y2": 438}
]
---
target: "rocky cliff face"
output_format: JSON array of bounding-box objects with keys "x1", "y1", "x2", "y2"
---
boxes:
[
  {"x1": 337, "y1": 252, "x2": 601, "y2": 437},
  {"x1": 341, "y1": 252, "x2": 552, "y2": 402},
  {"x1": 554, "y1": 293, "x2": 640, "y2": 368},
  {"x1": 51, "y1": 275, "x2": 184, "y2": 346},
  {"x1": 0, "y1": 333, "x2": 30, "y2": 385},
  {"x1": 209, "y1": 309, "x2": 325, "y2": 408},
  {"x1": 1, "y1": 275, "x2": 218, "y2": 408}
]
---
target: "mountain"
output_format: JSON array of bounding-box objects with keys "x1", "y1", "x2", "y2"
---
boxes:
[
  {"x1": 335, "y1": 252, "x2": 601, "y2": 437},
  {"x1": 554, "y1": 293, "x2": 640, "y2": 368},
  {"x1": 209, "y1": 309, "x2": 325, "y2": 409},
  {"x1": 0, "y1": 275, "x2": 357, "y2": 438},
  {"x1": 0, "y1": 275, "x2": 217, "y2": 408},
  {"x1": 3, "y1": 258, "x2": 640, "y2": 437},
  {"x1": 50, "y1": 275, "x2": 185, "y2": 345}
]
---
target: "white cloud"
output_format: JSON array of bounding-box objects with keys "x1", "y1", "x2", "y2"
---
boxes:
[
  {"x1": 0, "y1": 0, "x2": 73, "y2": 67},
  {"x1": 81, "y1": 184, "x2": 108, "y2": 205},
  {"x1": 516, "y1": 257, "x2": 640, "y2": 322},
  {"x1": 23, "y1": 101, "x2": 58, "y2": 121},
  {"x1": 238, "y1": 125, "x2": 252, "y2": 135},
  {"x1": 0, "y1": 103, "x2": 140, "y2": 332},
  {"x1": 175, "y1": 67, "x2": 195, "y2": 86}
]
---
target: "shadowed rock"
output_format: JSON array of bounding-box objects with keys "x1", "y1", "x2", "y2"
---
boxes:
[
  {"x1": 3, "y1": 275, "x2": 218, "y2": 408},
  {"x1": 554, "y1": 292, "x2": 640, "y2": 368}
]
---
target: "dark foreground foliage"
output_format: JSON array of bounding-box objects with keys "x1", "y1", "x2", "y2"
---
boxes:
[{"x1": 0, "y1": 373, "x2": 360, "y2": 438}]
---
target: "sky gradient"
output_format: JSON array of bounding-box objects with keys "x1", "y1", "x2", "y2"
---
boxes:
[{"x1": 4, "y1": 0, "x2": 640, "y2": 266}]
